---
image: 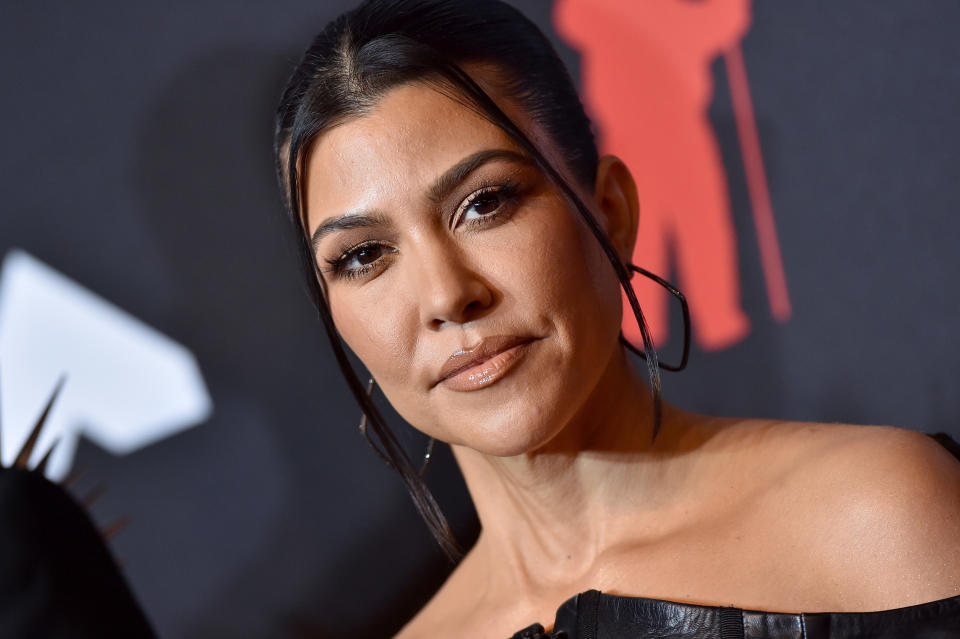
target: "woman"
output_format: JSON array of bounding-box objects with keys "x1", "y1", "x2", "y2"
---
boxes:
[{"x1": 273, "y1": 0, "x2": 960, "y2": 636}]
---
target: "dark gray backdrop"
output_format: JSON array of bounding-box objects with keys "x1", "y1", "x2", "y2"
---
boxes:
[{"x1": 1, "y1": 1, "x2": 958, "y2": 637}]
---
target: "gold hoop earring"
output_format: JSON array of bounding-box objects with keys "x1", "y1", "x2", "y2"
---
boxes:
[{"x1": 358, "y1": 378, "x2": 435, "y2": 476}]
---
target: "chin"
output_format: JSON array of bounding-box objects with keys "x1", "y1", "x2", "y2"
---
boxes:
[{"x1": 441, "y1": 400, "x2": 572, "y2": 458}]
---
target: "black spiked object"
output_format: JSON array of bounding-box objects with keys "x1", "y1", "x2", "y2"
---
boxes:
[{"x1": 0, "y1": 371, "x2": 156, "y2": 638}]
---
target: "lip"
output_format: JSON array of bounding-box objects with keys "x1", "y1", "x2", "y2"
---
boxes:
[{"x1": 433, "y1": 334, "x2": 537, "y2": 392}]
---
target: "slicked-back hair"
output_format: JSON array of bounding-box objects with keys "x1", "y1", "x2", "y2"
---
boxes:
[{"x1": 273, "y1": 0, "x2": 661, "y2": 560}]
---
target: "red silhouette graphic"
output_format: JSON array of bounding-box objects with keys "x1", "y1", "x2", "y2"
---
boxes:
[{"x1": 553, "y1": 0, "x2": 790, "y2": 352}]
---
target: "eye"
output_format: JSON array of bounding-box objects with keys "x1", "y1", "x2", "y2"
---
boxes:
[
  {"x1": 351, "y1": 244, "x2": 384, "y2": 266},
  {"x1": 324, "y1": 241, "x2": 396, "y2": 280},
  {"x1": 455, "y1": 182, "x2": 521, "y2": 228},
  {"x1": 463, "y1": 191, "x2": 503, "y2": 219}
]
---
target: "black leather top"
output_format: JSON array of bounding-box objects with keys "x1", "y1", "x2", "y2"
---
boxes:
[{"x1": 510, "y1": 589, "x2": 960, "y2": 639}]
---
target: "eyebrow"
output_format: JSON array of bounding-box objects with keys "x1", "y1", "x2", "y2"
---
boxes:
[{"x1": 310, "y1": 148, "x2": 534, "y2": 253}]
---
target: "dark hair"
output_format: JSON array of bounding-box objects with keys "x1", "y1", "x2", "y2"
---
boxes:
[{"x1": 273, "y1": 0, "x2": 661, "y2": 560}]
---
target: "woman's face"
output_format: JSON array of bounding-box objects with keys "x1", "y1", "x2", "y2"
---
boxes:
[{"x1": 303, "y1": 78, "x2": 631, "y2": 456}]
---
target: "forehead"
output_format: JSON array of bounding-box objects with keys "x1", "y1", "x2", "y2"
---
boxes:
[{"x1": 303, "y1": 81, "x2": 529, "y2": 231}]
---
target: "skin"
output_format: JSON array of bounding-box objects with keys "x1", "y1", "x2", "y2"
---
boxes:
[{"x1": 302, "y1": 71, "x2": 960, "y2": 638}]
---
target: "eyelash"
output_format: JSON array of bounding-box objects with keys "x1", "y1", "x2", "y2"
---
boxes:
[{"x1": 323, "y1": 180, "x2": 522, "y2": 281}]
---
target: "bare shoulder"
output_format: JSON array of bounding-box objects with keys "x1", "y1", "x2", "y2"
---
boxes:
[
  {"x1": 772, "y1": 421, "x2": 960, "y2": 509},
  {"x1": 754, "y1": 420, "x2": 960, "y2": 609}
]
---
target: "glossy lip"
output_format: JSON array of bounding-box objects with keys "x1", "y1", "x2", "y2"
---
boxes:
[{"x1": 433, "y1": 334, "x2": 537, "y2": 392}]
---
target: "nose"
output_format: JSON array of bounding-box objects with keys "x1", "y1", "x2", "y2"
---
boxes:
[{"x1": 412, "y1": 239, "x2": 495, "y2": 330}]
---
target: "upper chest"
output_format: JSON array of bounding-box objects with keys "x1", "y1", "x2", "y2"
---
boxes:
[{"x1": 424, "y1": 506, "x2": 838, "y2": 638}]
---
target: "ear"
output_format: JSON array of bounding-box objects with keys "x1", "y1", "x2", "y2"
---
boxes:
[{"x1": 592, "y1": 154, "x2": 640, "y2": 266}]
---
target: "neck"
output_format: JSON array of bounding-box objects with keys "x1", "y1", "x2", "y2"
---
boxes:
[{"x1": 451, "y1": 346, "x2": 687, "y2": 596}]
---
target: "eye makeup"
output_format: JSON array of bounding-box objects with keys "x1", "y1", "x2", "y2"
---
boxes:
[
  {"x1": 322, "y1": 238, "x2": 398, "y2": 281},
  {"x1": 450, "y1": 178, "x2": 522, "y2": 230},
  {"x1": 320, "y1": 176, "x2": 526, "y2": 282}
]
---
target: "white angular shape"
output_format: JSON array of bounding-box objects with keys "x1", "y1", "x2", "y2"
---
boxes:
[{"x1": 0, "y1": 248, "x2": 212, "y2": 480}]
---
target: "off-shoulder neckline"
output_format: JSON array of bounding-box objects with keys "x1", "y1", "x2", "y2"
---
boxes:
[{"x1": 558, "y1": 588, "x2": 960, "y2": 616}]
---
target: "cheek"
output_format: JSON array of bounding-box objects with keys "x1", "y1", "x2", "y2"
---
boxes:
[
  {"x1": 519, "y1": 199, "x2": 623, "y2": 339},
  {"x1": 329, "y1": 290, "x2": 414, "y2": 381},
  {"x1": 330, "y1": 292, "x2": 438, "y2": 434}
]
